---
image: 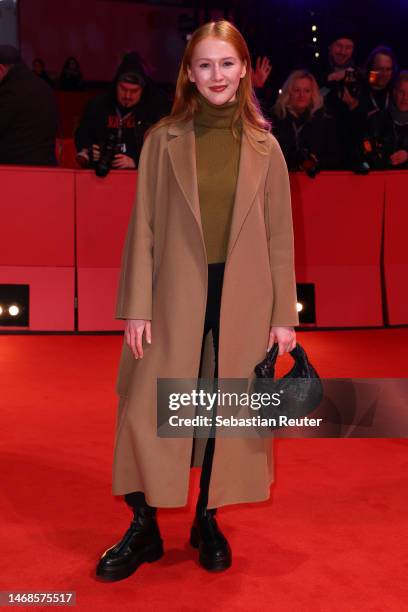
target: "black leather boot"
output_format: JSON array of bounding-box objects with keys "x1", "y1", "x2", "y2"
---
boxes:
[
  {"x1": 190, "y1": 505, "x2": 232, "y2": 572},
  {"x1": 96, "y1": 499, "x2": 163, "y2": 581}
]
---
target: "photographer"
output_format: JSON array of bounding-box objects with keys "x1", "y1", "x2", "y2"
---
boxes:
[
  {"x1": 75, "y1": 52, "x2": 171, "y2": 174},
  {"x1": 316, "y1": 23, "x2": 360, "y2": 106},
  {"x1": 271, "y1": 70, "x2": 344, "y2": 176},
  {"x1": 360, "y1": 46, "x2": 398, "y2": 117},
  {"x1": 361, "y1": 71, "x2": 408, "y2": 170},
  {"x1": 314, "y1": 24, "x2": 365, "y2": 168}
]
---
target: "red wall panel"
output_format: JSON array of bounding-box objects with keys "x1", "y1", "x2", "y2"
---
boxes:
[
  {"x1": 290, "y1": 172, "x2": 385, "y2": 327},
  {"x1": 75, "y1": 170, "x2": 136, "y2": 330},
  {"x1": 0, "y1": 267, "x2": 74, "y2": 331},
  {"x1": 383, "y1": 172, "x2": 408, "y2": 325},
  {"x1": 0, "y1": 167, "x2": 75, "y2": 266}
]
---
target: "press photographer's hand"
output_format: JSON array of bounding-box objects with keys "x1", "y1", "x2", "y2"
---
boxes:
[
  {"x1": 340, "y1": 87, "x2": 359, "y2": 110},
  {"x1": 390, "y1": 150, "x2": 408, "y2": 166},
  {"x1": 267, "y1": 326, "x2": 296, "y2": 355},
  {"x1": 92, "y1": 144, "x2": 101, "y2": 162},
  {"x1": 112, "y1": 154, "x2": 136, "y2": 169},
  {"x1": 125, "y1": 319, "x2": 152, "y2": 359}
]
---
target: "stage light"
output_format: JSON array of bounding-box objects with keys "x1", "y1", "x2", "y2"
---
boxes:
[
  {"x1": 313, "y1": 36, "x2": 317, "y2": 43},
  {"x1": 278, "y1": 88, "x2": 282, "y2": 94},
  {"x1": 296, "y1": 283, "x2": 316, "y2": 324},
  {"x1": 311, "y1": 25, "x2": 317, "y2": 31},
  {"x1": 315, "y1": 52, "x2": 320, "y2": 58},
  {"x1": 0, "y1": 285, "x2": 29, "y2": 326},
  {"x1": 9, "y1": 305, "x2": 20, "y2": 317}
]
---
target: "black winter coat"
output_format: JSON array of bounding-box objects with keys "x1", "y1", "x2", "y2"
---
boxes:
[
  {"x1": 363, "y1": 108, "x2": 408, "y2": 170},
  {"x1": 0, "y1": 63, "x2": 58, "y2": 166},
  {"x1": 74, "y1": 82, "x2": 171, "y2": 169},
  {"x1": 271, "y1": 107, "x2": 345, "y2": 171}
]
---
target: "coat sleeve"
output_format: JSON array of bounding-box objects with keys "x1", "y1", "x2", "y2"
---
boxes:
[
  {"x1": 115, "y1": 131, "x2": 157, "y2": 320},
  {"x1": 264, "y1": 135, "x2": 299, "y2": 327}
]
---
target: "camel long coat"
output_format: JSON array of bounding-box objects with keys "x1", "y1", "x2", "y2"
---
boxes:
[{"x1": 112, "y1": 118, "x2": 299, "y2": 509}]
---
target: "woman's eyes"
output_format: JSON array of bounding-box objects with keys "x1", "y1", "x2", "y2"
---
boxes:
[{"x1": 198, "y1": 61, "x2": 235, "y2": 69}]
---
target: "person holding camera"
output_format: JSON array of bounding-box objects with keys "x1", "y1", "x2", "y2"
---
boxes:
[
  {"x1": 271, "y1": 70, "x2": 344, "y2": 175},
  {"x1": 315, "y1": 22, "x2": 360, "y2": 109},
  {"x1": 348, "y1": 46, "x2": 399, "y2": 172},
  {"x1": 96, "y1": 20, "x2": 298, "y2": 581},
  {"x1": 359, "y1": 46, "x2": 399, "y2": 118},
  {"x1": 360, "y1": 71, "x2": 408, "y2": 170},
  {"x1": 75, "y1": 53, "x2": 171, "y2": 174}
]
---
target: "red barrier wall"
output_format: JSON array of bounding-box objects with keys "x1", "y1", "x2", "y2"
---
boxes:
[
  {"x1": 383, "y1": 172, "x2": 408, "y2": 325},
  {"x1": 290, "y1": 172, "x2": 385, "y2": 327},
  {"x1": 75, "y1": 170, "x2": 137, "y2": 331},
  {"x1": 0, "y1": 167, "x2": 75, "y2": 331},
  {"x1": 1, "y1": 167, "x2": 407, "y2": 331}
]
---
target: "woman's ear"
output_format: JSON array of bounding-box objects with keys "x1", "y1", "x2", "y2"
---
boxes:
[
  {"x1": 240, "y1": 60, "x2": 247, "y2": 79},
  {"x1": 187, "y1": 65, "x2": 195, "y2": 83}
]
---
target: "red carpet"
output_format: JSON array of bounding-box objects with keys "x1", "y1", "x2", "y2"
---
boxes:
[{"x1": 1, "y1": 330, "x2": 407, "y2": 611}]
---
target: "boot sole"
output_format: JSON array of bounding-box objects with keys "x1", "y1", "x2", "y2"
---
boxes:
[
  {"x1": 96, "y1": 540, "x2": 164, "y2": 582},
  {"x1": 190, "y1": 527, "x2": 232, "y2": 572}
]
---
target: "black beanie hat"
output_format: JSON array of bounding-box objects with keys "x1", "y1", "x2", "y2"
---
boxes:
[
  {"x1": 115, "y1": 52, "x2": 147, "y2": 88},
  {"x1": 328, "y1": 20, "x2": 357, "y2": 45}
]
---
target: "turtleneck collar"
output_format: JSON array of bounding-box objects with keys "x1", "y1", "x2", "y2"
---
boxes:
[{"x1": 194, "y1": 92, "x2": 239, "y2": 129}]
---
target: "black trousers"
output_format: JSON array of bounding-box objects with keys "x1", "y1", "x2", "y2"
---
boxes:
[
  {"x1": 196, "y1": 262, "x2": 225, "y2": 508},
  {"x1": 125, "y1": 262, "x2": 225, "y2": 512}
]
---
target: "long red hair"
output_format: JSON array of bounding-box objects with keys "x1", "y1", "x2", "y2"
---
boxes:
[{"x1": 153, "y1": 21, "x2": 271, "y2": 151}]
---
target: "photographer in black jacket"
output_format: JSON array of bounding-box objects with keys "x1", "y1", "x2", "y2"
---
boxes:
[
  {"x1": 75, "y1": 52, "x2": 171, "y2": 173},
  {"x1": 361, "y1": 71, "x2": 408, "y2": 170},
  {"x1": 271, "y1": 70, "x2": 344, "y2": 175},
  {"x1": 0, "y1": 45, "x2": 58, "y2": 166}
]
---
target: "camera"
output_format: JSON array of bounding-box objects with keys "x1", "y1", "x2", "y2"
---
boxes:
[
  {"x1": 297, "y1": 148, "x2": 320, "y2": 178},
  {"x1": 95, "y1": 131, "x2": 123, "y2": 178},
  {"x1": 368, "y1": 70, "x2": 380, "y2": 87},
  {"x1": 338, "y1": 67, "x2": 364, "y2": 99},
  {"x1": 354, "y1": 137, "x2": 392, "y2": 173}
]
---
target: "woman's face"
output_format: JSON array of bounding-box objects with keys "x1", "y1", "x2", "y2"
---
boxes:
[
  {"x1": 371, "y1": 53, "x2": 393, "y2": 89},
  {"x1": 288, "y1": 78, "x2": 313, "y2": 114},
  {"x1": 187, "y1": 36, "x2": 246, "y2": 105}
]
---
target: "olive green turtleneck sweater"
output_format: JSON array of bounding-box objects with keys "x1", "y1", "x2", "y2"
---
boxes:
[{"x1": 194, "y1": 93, "x2": 242, "y2": 264}]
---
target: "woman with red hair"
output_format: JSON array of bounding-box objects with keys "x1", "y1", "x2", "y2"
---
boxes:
[{"x1": 96, "y1": 20, "x2": 298, "y2": 580}]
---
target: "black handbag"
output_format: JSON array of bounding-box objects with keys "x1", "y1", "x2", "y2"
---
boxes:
[{"x1": 253, "y1": 342, "x2": 323, "y2": 429}]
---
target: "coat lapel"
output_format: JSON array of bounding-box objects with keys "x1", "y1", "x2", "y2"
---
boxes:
[
  {"x1": 167, "y1": 121, "x2": 203, "y2": 234},
  {"x1": 226, "y1": 130, "x2": 269, "y2": 258},
  {"x1": 167, "y1": 120, "x2": 269, "y2": 261}
]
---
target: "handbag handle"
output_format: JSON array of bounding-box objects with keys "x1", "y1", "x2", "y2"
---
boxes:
[{"x1": 255, "y1": 342, "x2": 305, "y2": 379}]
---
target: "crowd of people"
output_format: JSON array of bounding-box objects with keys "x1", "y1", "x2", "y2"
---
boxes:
[
  {"x1": 0, "y1": 22, "x2": 407, "y2": 174},
  {"x1": 32, "y1": 56, "x2": 84, "y2": 90}
]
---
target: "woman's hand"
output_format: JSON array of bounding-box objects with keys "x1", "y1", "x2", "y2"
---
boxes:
[
  {"x1": 125, "y1": 319, "x2": 152, "y2": 359},
  {"x1": 267, "y1": 326, "x2": 296, "y2": 355}
]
